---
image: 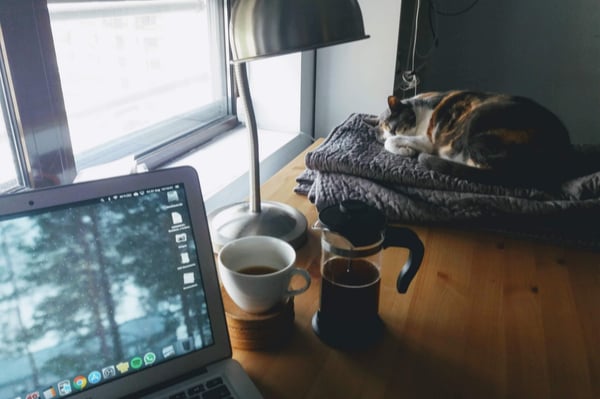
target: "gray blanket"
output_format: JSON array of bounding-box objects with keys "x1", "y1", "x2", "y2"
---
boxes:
[{"x1": 296, "y1": 114, "x2": 600, "y2": 249}]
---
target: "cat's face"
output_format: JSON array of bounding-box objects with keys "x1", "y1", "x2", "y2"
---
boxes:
[{"x1": 373, "y1": 96, "x2": 417, "y2": 142}]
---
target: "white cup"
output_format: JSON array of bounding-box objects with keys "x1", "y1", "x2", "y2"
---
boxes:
[{"x1": 218, "y1": 236, "x2": 311, "y2": 314}]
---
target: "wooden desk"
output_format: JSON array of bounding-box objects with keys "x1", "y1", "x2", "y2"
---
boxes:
[{"x1": 233, "y1": 140, "x2": 600, "y2": 399}]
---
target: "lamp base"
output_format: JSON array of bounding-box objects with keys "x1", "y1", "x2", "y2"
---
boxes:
[{"x1": 208, "y1": 201, "x2": 308, "y2": 252}]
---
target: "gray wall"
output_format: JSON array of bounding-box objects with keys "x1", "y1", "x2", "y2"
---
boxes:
[
  {"x1": 314, "y1": 0, "x2": 402, "y2": 137},
  {"x1": 415, "y1": 0, "x2": 600, "y2": 145},
  {"x1": 316, "y1": 1, "x2": 600, "y2": 145}
]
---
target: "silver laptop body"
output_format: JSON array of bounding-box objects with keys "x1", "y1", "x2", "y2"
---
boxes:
[{"x1": 0, "y1": 166, "x2": 262, "y2": 399}]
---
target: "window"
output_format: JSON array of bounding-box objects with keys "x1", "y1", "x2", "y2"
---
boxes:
[
  {"x1": 0, "y1": 100, "x2": 18, "y2": 192},
  {"x1": 0, "y1": 0, "x2": 234, "y2": 191}
]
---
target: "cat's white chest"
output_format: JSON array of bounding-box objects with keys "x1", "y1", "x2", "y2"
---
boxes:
[{"x1": 414, "y1": 106, "x2": 433, "y2": 137}]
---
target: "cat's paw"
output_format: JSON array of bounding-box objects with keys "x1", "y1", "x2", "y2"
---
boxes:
[
  {"x1": 384, "y1": 139, "x2": 417, "y2": 157},
  {"x1": 398, "y1": 147, "x2": 417, "y2": 157},
  {"x1": 372, "y1": 127, "x2": 387, "y2": 143}
]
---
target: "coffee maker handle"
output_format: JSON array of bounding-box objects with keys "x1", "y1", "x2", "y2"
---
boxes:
[{"x1": 383, "y1": 227, "x2": 425, "y2": 293}]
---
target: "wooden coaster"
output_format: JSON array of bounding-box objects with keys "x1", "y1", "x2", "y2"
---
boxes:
[{"x1": 221, "y1": 287, "x2": 295, "y2": 350}]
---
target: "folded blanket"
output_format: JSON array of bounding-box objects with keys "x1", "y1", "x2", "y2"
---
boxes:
[{"x1": 296, "y1": 114, "x2": 600, "y2": 249}]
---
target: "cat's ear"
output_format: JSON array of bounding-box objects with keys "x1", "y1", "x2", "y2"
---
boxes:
[{"x1": 387, "y1": 95, "x2": 405, "y2": 113}]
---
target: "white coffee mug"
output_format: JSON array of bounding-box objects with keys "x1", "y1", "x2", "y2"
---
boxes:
[{"x1": 218, "y1": 236, "x2": 311, "y2": 314}]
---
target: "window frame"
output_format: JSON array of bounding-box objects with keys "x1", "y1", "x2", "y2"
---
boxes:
[
  {"x1": 0, "y1": 0, "x2": 236, "y2": 190},
  {"x1": 0, "y1": 0, "x2": 75, "y2": 189}
]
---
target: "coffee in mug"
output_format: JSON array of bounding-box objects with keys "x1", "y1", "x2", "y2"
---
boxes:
[
  {"x1": 238, "y1": 265, "x2": 279, "y2": 275},
  {"x1": 218, "y1": 236, "x2": 311, "y2": 314}
]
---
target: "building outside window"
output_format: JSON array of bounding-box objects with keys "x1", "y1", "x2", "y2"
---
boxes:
[
  {"x1": 0, "y1": 0, "x2": 234, "y2": 192},
  {"x1": 0, "y1": 105, "x2": 18, "y2": 192}
]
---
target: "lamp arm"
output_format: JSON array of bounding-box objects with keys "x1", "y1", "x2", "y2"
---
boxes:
[{"x1": 234, "y1": 62, "x2": 261, "y2": 213}]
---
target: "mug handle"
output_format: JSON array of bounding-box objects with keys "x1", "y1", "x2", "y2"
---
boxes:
[
  {"x1": 383, "y1": 226, "x2": 425, "y2": 293},
  {"x1": 285, "y1": 268, "x2": 311, "y2": 296}
]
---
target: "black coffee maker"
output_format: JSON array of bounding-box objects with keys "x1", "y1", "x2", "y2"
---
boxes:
[{"x1": 312, "y1": 200, "x2": 424, "y2": 349}]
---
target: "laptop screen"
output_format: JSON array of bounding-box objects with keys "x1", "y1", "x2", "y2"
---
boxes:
[{"x1": 0, "y1": 179, "x2": 215, "y2": 399}]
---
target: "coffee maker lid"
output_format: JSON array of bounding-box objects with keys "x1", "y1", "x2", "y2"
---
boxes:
[{"x1": 317, "y1": 200, "x2": 386, "y2": 247}]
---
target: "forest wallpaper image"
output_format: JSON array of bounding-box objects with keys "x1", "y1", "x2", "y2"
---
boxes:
[{"x1": 0, "y1": 187, "x2": 213, "y2": 398}]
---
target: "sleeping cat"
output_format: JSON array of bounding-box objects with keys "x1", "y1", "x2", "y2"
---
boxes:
[{"x1": 367, "y1": 90, "x2": 573, "y2": 187}]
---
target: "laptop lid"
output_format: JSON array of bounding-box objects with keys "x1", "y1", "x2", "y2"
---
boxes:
[{"x1": 0, "y1": 166, "x2": 232, "y2": 399}]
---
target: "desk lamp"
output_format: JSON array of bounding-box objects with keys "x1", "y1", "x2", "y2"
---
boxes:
[{"x1": 209, "y1": 0, "x2": 369, "y2": 250}]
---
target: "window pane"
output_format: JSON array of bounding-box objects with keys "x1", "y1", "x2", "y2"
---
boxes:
[
  {"x1": 47, "y1": 0, "x2": 229, "y2": 170},
  {"x1": 0, "y1": 104, "x2": 18, "y2": 191}
]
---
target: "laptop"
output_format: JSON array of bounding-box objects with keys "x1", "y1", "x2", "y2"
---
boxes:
[{"x1": 0, "y1": 166, "x2": 263, "y2": 399}]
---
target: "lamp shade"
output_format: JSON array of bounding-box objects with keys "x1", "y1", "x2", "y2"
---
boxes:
[{"x1": 230, "y1": 0, "x2": 369, "y2": 63}]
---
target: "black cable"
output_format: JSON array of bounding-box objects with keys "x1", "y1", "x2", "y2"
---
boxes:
[
  {"x1": 424, "y1": 0, "x2": 479, "y2": 52},
  {"x1": 427, "y1": 1, "x2": 439, "y2": 49},
  {"x1": 432, "y1": 0, "x2": 480, "y2": 17},
  {"x1": 401, "y1": 0, "x2": 481, "y2": 92}
]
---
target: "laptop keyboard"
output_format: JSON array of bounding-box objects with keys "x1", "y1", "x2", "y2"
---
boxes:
[{"x1": 167, "y1": 376, "x2": 234, "y2": 399}]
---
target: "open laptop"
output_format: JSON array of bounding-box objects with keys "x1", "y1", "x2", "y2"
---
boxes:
[{"x1": 0, "y1": 166, "x2": 263, "y2": 399}]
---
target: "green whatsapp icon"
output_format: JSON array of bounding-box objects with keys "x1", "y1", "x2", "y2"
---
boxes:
[{"x1": 144, "y1": 352, "x2": 156, "y2": 365}]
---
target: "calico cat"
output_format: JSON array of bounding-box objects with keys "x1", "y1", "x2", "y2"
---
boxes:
[{"x1": 368, "y1": 90, "x2": 573, "y2": 187}]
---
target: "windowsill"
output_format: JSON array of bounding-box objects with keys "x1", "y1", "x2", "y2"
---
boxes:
[
  {"x1": 168, "y1": 127, "x2": 313, "y2": 214},
  {"x1": 74, "y1": 126, "x2": 313, "y2": 213}
]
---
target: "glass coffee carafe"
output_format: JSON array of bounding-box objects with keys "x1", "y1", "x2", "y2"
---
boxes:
[{"x1": 312, "y1": 200, "x2": 424, "y2": 349}]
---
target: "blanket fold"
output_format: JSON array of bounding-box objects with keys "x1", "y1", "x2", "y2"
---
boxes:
[{"x1": 296, "y1": 114, "x2": 600, "y2": 249}]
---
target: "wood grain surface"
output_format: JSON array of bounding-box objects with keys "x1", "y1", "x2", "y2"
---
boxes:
[{"x1": 232, "y1": 139, "x2": 600, "y2": 399}]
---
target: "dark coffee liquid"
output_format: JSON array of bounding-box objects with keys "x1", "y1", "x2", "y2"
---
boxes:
[
  {"x1": 319, "y1": 258, "x2": 380, "y2": 321},
  {"x1": 238, "y1": 265, "x2": 278, "y2": 275}
]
